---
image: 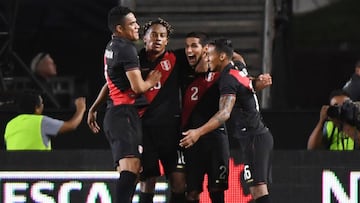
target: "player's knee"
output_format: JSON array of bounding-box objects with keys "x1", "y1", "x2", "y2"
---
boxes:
[{"x1": 249, "y1": 184, "x2": 269, "y2": 199}]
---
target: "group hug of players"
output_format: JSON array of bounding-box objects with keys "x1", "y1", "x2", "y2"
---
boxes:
[{"x1": 87, "y1": 6, "x2": 273, "y2": 203}]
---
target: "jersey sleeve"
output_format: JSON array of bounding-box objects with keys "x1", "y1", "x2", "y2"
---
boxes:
[
  {"x1": 233, "y1": 60, "x2": 247, "y2": 70},
  {"x1": 116, "y1": 43, "x2": 140, "y2": 71},
  {"x1": 41, "y1": 115, "x2": 64, "y2": 137},
  {"x1": 219, "y1": 73, "x2": 238, "y2": 95}
]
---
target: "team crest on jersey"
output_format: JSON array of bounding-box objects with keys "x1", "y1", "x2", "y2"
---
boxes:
[
  {"x1": 160, "y1": 60, "x2": 171, "y2": 71},
  {"x1": 239, "y1": 69, "x2": 247, "y2": 77},
  {"x1": 205, "y1": 72, "x2": 216, "y2": 82},
  {"x1": 241, "y1": 68, "x2": 249, "y2": 76}
]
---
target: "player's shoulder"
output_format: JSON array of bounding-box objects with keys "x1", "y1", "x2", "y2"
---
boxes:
[
  {"x1": 169, "y1": 48, "x2": 190, "y2": 67},
  {"x1": 110, "y1": 37, "x2": 135, "y2": 49},
  {"x1": 165, "y1": 48, "x2": 185, "y2": 58}
]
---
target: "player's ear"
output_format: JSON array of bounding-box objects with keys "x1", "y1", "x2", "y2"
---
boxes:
[
  {"x1": 115, "y1": 24, "x2": 123, "y2": 33},
  {"x1": 219, "y1": 52, "x2": 226, "y2": 61}
]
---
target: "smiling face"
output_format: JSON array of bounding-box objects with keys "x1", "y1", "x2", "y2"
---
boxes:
[
  {"x1": 143, "y1": 24, "x2": 168, "y2": 54},
  {"x1": 118, "y1": 12, "x2": 140, "y2": 41},
  {"x1": 185, "y1": 37, "x2": 205, "y2": 68},
  {"x1": 206, "y1": 44, "x2": 222, "y2": 72}
]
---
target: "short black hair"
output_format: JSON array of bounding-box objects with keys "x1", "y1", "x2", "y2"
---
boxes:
[
  {"x1": 185, "y1": 32, "x2": 210, "y2": 46},
  {"x1": 211, "y1": 38, "x2": 234, "y2": 59},
  {"x1": 16, "y1": 90, "x2": 42, "y2": 114},
  {"x1": 143, "y1": 17, "x2": 174, "y2": 37},
  {"x1": 329, "y1": 89, "x2": 350, "y2": 103},
  {"x1": 107, "y1": 6, "x2": 133, "y2": 33}
]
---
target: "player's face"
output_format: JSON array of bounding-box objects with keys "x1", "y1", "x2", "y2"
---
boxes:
[
  {"x1": 120, "y1": 12, "x2": 140, "y2": 41},
  {"x1": 206, "y1": 44, "x2": 221, "y2": 72},
  {"x1": 194, "y1": 44, "x2": 210, "y2": 73},
  {"x1": 143, "y1": 24, "x2": 168, "y2": 53},
  {"x1": 185, "y1": 37, "x2": 203, "y2": 67}
]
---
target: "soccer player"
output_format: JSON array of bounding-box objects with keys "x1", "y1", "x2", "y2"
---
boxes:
[
  {"x1": 137, "y1": 18, "x2": 187, "y2": 203},
  {"x1": 182, "y1": 32, "x2": 230, "y2": 203},
  {"x1": 180, "y1": 39, "x2": 273, "y2": 203},
  {"x1": 87, "y1": 18, "x2": 189, "y2": 203},
  {"x1": 101, "y1": 6, "x2": 161, "y2": 203}
]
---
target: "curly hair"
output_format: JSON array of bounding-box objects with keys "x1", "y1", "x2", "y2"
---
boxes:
[{"x1": 143, "y1": 17, "x2": 174, "y2": 37}]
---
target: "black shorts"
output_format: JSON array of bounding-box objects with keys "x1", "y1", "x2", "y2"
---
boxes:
[
  {"x1": 185, "y1": 128, "x2": 230, "y2": 192},
  {"x1": 140, "y1": 124, "x2": 185, "y2": 180},
  {"x1": 238, "y1": 129, "x2": 273, "y2": 187},
  {"x1": 103, "y1": 105, "x2": 143, "y2": 168}
]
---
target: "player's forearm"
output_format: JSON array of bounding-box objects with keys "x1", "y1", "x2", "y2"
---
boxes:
[
  {"x1": 197, "y1": 111, "x2": 230, "y2": 137},
  {"x1": 195, "y1": 94, "x2": 235, "y2": 137},
  {"x1": 132, "y1": 80, "x2": 154, "y2": 94},
  {"x1": 127, "y1": 69, "x2": 160, "y2": 94},
  {"x1": 90, "y1": 83, "x2": 108, "y2": 112}
]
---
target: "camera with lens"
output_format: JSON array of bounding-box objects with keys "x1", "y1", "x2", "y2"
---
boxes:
[{"x1": 327, "y1": 100, "x2": 360, "y2": 130}]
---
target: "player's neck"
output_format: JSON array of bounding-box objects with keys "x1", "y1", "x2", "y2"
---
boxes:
[{"x1": 146, "y1": 50, "x2": 165, "y2": 62}]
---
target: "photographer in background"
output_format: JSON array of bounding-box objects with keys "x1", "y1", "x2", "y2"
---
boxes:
[
  {"x1": 332, "y1": 100, "x2": 360, "y2": 146},
  {"x1": 307, "y1": 89, "x2": 355, "y2": 150}
]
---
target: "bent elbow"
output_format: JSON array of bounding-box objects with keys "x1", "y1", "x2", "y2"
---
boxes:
[
  {"x1": 131, "y1": 85, "x2": 149, "y2": 94},
  {"x1": 223, "y1": 113, "x2": 231, "y2": 122},
  {"x1": 132, "y1": 88, "x2": 143, "y2": 94}
]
